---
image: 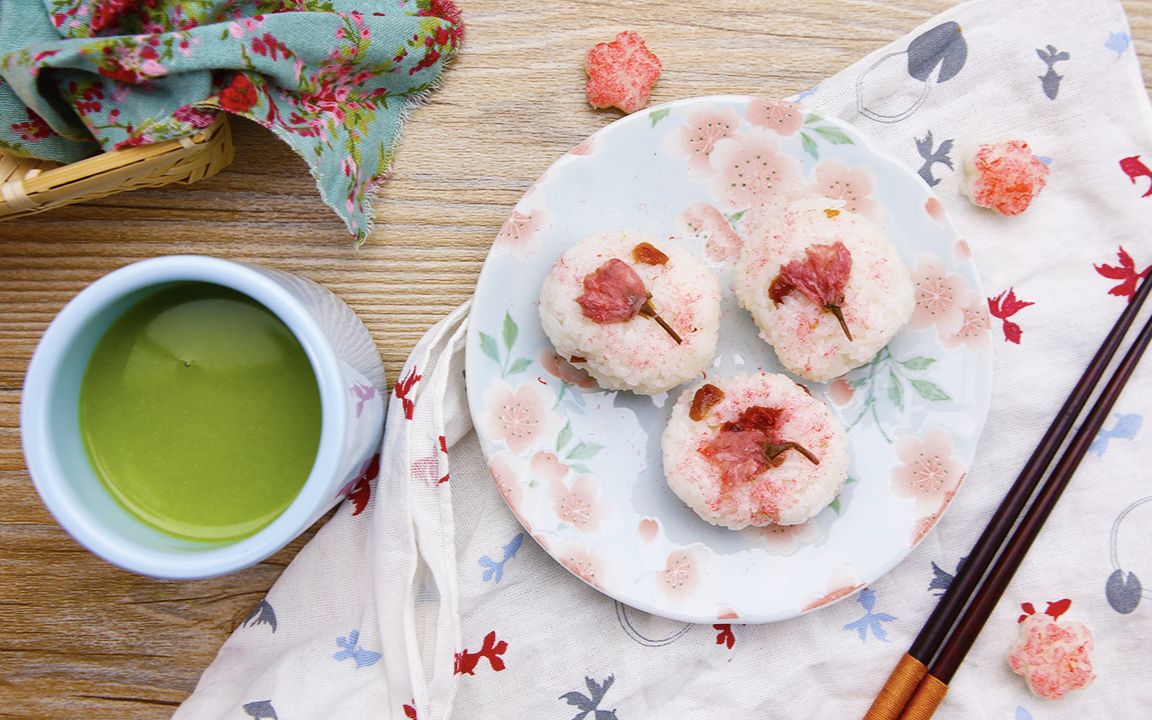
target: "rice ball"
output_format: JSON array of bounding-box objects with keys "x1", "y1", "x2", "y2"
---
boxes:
[
  {"x1": 539, "y1": 233, "x2": 721, "y2": 394},
  {"x1": 735, "y1": 198, "x2": 914, "y2": 382},
  {"x1": 662, "y1": 372, "x2": 849, "y2": 529}
]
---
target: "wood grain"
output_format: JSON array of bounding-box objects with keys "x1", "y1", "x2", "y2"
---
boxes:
[{"x1": 2, "y1": 2, "x2": 1151, "y2": 717}]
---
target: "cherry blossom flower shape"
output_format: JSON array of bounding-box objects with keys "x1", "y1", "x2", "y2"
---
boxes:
[
  {"x1": 813, "y1": 159, "x2": 878, "y2": 219},
  {"x1": 558, "y1": 541, "x2": 608, "y2": 589},
  {"x1": 828, "y1": 377, "x2": 854, "y2": 406},
  {"x1": 891, "y1": 426, "x2": 964, "y2": 510},
  {"x1": 577, "y1": 259, "x2": 647, "y2": 323},
  {"x1": 531, "y1": 451, "x2": 570, "y2": 482},
  {"x1": 488, "y1": 451, "x2": 527, "y2": 518},
  {"x1": 681, "y1": 202, "x2": 742, "y2": 262},
  {"x1": 494, "y1": 209, "x2": 542, "y2": 257},
  {"x1": 753, "y1": 521, "x2": 824, "y2": 556},
  {"x1": 942, "y1": 291, "x2": 992, "y2": 350},
  {"x1": 584, "y1": 31, "x2": 662, "y2": 114},
  {"x1": 671, "y1": 106, "x2": 742, "y2": 174},
  {"x1": 909, "y1": 256, "x2": 966, "y2": 332},
  {"x1": 965, "y1": 140, "x2": 1049, "y2": 216},
  {"x1": 709, "y1": 130, "x2": 804, "y2": 213},
  {"x1": 637, "y1": 517, "x2": 660, "y2": 543},
  {"x1": 747, "y1": 98, "x2": 803, "y2": 136},
  {"x1": 480, "y1": 380, "x2": 562, "y2": 454},
  {"x1": 538, "y1": 350, "x2": 596, "y2": 389},
  {"x1": 1009, "y1": 610, "x2": 1095, "y2": 699},
  {"x1": 550, "y1": 476, "x2": 606, "y2": 532},
  {"x1": 660, "y1": 548, "x2": 701, "y2": 599}
]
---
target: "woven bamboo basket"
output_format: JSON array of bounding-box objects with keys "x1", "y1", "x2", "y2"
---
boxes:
[{"x1": 0, "y1": 114, "x2": 233, "y2": 220}]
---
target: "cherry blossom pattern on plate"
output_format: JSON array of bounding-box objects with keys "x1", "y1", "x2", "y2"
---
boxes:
[
  {"x1": 747, "y1": 97, "x2": 803, "y2": 136},
  {"x1": 667, "y1": 104, "x2": 742, "y2": 175},
  {"x1": 802, "y1": 570, "x2": 864, "y2": 612},
  {"x1": 891, "y1": 426, "x2": 964, "y2": 513},
  {"x1": 925, "y1": 196, "x2": 947, "y2": 222},
  {"x1": 550, "y1": 475, "x2": 609, "y2": 533},
  {"x1": 909, "y1": 255, "x2": 966, "y2": 334},
  {"x1": 680, "y1": 201, "x2": 744, "y2": 262},
  {"x1": 910, "y1": 488, "x2": 957, "y2": 547},
  {"x1": 494, "y1": 208, "x2": 546, "y2": 260},
  {"x1": 557, "y1": 541, "x2": 609, "y2": 590},
  {"x1": 709, "y1": 129, "x2": 805, "y2": 216},
  {"x1": 660, "y1": 548, "x2": 703, "y2": 600},
  {"x1": 941, "y1": 291, "x2": 992, "y2": 350},
  {"x1": 479, "y1": 379, "x2": 563, "y2": 455},
  {"x1": 488, "y1": 451, "x2": 528, "y2": 521},
  {"x1": 812, "y1": 158, "x2": 879, "y2": 220},
  {"x1": 751, "y1": 520, "x2": 825, "y2": 556},
  {"x1": 478, "y1": 311, "x2": 534, "y2": 378},
  {"x1": 538, "y1": 349, "x2": 597, "y2": 399},
  {"x1": 638, "y1": 517, "x2": 661, "y2": 543},
  {"x1": 843, "y1": 348, "x2": 952, "y2": 443}
]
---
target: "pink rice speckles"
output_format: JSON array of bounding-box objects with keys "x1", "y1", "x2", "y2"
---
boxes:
[{"x1": 962, "y1": 140, "x2": 1049, "y2": 216}]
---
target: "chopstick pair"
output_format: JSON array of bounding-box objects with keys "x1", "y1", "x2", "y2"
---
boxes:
[{"x1": 863, "y1": 272, "x2": 1152, "y2": 720}]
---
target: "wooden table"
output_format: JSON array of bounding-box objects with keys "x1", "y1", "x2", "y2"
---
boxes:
[{"x1": 2, "y1": 2, "x2": 1150, "y2": 716}]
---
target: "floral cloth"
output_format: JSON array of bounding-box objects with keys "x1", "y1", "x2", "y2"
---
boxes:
[
  {"x1": 0, "y1": 0, "x2": 463, "y2": 242},
  {"x1": 178, "y1": 0, "x2": 1152, "y2": 718}
]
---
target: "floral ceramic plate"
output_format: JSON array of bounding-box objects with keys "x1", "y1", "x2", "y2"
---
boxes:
[{"x1": 465, "y1": 95, "x2": 992, "y2": 624}]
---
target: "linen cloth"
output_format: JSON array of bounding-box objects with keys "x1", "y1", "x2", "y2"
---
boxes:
[
  {"x1": 0, "y1": 0, "x2": 462, "y2": 242},
  {"x1": 176, "y1": 0, "x2": 1152, "y2": 717}
]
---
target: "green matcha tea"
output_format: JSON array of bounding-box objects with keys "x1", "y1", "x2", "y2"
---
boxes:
[{"x1": 79, "y1": 284, "x2": 322, "y2": 542}]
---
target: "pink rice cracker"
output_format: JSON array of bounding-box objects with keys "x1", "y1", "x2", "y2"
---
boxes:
[
  {"x1": 964, "y1": 140, "x2": 1049, "y2": 216},
  {"x1": 1008, "y1": 599, "x2": 1095, "y2": 700},
  {"x1": 585, "y1": 31, "x2": 662, "y2": 114}
]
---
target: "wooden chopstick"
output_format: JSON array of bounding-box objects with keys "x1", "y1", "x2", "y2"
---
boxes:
[
  {"x1": 862, "y1": 273, "x2": 1152, "y2": 720},
  {"x1": 897, "y1": 308, "x2": 1152, "y2": 719}
]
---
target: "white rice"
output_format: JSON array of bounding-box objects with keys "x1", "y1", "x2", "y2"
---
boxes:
[
  {"x1": 539, "y1": 233, "x2": 721, "y2": 395},
  {"x1": 734, "y1": 198, "x2": 914, "y2": 382},
  {"x1": 662, "y1": 372, "x2": 849, "y2": 529}
]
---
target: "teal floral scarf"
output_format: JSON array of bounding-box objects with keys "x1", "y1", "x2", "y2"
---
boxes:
[{"x1": 0, "y1": 1, "x2": 463, "y2": 242}]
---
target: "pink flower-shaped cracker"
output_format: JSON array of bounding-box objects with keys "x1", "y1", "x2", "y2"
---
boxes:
[
  {"x1": 747, "y1": 98, "x2": 803, "y2": 136},
  {"x1": 1009, "y1": 600, "x2": 1095, "y2": 700},
  {"x1": 813, "y1": 158, "x2": 878, "y2": 219},
  {"x1": 585, "y1": 31, "x2": 662, "y2": 114},
  {"x1": 480, "y1": 380, "x2": 562, "y2": 454},
  {"x1": 891, "y1": 426, "x2": 964, "y2": 511},
  {"x1": 962, "y1": 140, "x2": 1049, "y2": 216}
]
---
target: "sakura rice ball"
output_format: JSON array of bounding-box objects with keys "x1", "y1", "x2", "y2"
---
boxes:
[
  {"x1": 662, "y1": 372, "x2": 850, "y2": 529},
  {"x1": 735, "y1": 198, "x2": 914, "y2": 382},
  {"x1": 538, "y1": 233, "x2": 721, "y2": 395}
]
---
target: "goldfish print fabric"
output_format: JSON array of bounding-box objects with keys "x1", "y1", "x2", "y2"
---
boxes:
[
  {"x1": 0, "y1": 0, "x2": 463, "y2": 242},
  {"x1": 176, "y1": 2, "x2": 1152, "y2": 719}
]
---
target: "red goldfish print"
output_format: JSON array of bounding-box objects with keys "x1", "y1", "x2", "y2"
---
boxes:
[
  {"x1": 1119, "y1": 156, "x2": 1152, "y2": 197},
  {"x1": 988, "y1": 288, "x2": 1035, "y2": 344},
  {"x1": 714, "y1": 623, "x2": 736, "y2": 649},
  {"x1": 348, "y1": 453, "x2": 380, "y2": 516},
  {"x1": 394, "y1": 368, "x2": 422, "y2": 419},
  {"x1": 454, "y1": 631, "x2": 507, "y2": 675},
  {"x1": 1095, "y1": 246, "x2": 1150, "y2": 302}
]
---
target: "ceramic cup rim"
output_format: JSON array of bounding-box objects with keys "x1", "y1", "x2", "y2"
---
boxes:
[{"x1": 21, "y1": 255, "x2": 347, "y2": 579}]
